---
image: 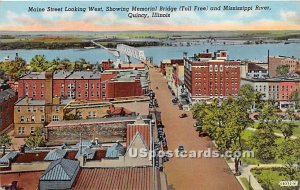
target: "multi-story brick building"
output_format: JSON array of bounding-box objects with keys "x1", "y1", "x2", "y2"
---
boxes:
[
  {"x1": 17, "y1": 70, "x2": 148, "y2": 101},
  {"x1": 241, "y1": 75, "x2": 300, "y2": 109},
  {"x1": 0, "y1": 89, "x2": 17, "y2": 133},
  {"x1": 14, "y1": 96, "x2": 72, "y2": 137},
  {"x1": 268, "y1": 56, "x2": 300, "y2": 77},
  {"x1": 184, "y1": 50, "x2": 240, "y2": 102}
]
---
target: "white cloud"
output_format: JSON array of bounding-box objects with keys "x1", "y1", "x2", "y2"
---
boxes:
[
  {"x1": 41, "y1": 11, "x2": 74, "y2": 20},
  {"x1": 6, "y1": 10, "x2": 38, "y2": 25},
  {"x1": 235, "y1": 11, "x2": 257, "y2": 19},
  {"x1": 280, "y1": 11, "x2": 300, "y2": 23}
]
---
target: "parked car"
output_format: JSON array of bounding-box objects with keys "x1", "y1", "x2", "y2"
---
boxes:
[
  {"x1": 178, "y1": 145, "x2": 184, "y2": 153},
  {"x1": 179, "y1": 113, "x2": 187, "y2": 118},
  {"x1": 198, "y1": 131, "x2": 209, "y2": 137},
  {"x1": 178, "y1": 104, "x2": 183, "y2": 110}
]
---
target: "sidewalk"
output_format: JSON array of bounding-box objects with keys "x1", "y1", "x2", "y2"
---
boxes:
[
  {"x1": 246, "y1": 127, "x2": 297, "y2": 139},
  {"x1": 227, "y1": 161, "x2": 284, "y2": 190}
]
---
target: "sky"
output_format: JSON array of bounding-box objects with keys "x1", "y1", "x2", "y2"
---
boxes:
[{"x1": 0, "y1": 1, "x2": 299, "y2": 31}]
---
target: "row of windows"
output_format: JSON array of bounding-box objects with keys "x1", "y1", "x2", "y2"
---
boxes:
[
  {"x1": 64, "y1": 83, "x2": 106, "y2": 89},
  {"x1": 18, "y1": 127, "x2": 36, "y2": 135},
  {"x1": 25, "y1": 83, "x2": 44, "y2": 89},
  {"x1": 20, "y1": 115, "x2": 59, "y2": 123},
  {"x1": 18, "y1": 106, "x2": 45, "y2": 113}
]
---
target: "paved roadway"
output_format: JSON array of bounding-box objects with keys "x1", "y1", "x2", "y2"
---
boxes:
[{"x1": 149, "y1": 67, "x2": 242, "y2": 190}]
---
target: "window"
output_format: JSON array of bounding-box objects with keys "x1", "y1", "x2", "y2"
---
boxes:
[
  {"x1": 52, "y1": 115, "x2": 59, "y2": 121},
  {"x1": 28, "y1": 106, "x2": 31, "y2": 112},
  {"x1": 18, "y1": 127, "x2": 25, "y2": 135},
  {"x1": 78, "y1": 83, "x2": 81, "y2": 89},
  {"x1": 41, "y1": 83, "x2": 44, "y2": 88},
  {"x1": 102, "y1": 83, "x2": 106, "y2": 89},
  {"x1": 17, "y1": 106, "x2": 20, "y2": 112},
  {"x1": 85, "y1": 83, "x2": 88, "y2": 89},
  {"x1": 78, "y1": 92, "x2": 81, "y2": 97},
  {"x1": 31, "y1": 116, "x2": 35, "y2": 122},
  {"x1": 31, "y1": 127, "x2": 35, "y2": 134},
  {"x1": 97, "y1": 92, "x2": 99, "y2": 97},
  {"x1": 93, "y1": 111, "x2": 96, "y2": 118},
  {"x1": 79, "y1": 112, "x2": 82, "y2": 119},
  {"x1": 55, "y1": 106, "x2": 59, "y2": 112},
  {"x1": 21, "y1": 116, "x2": 25, "y2": 122},
  {"x1": 41, "y1": 115, "x2": 45, "y2": 122},
  {"x1": 61, "y1": 83, "x2": 64, "y2": 89},
  {"x1": 33, "y1": 107, "x2": 36, "y2": 112},
  {"x1": 209, "y1": 65, "x2": 213, "y2": 72},
  {"x1": 214, "y1": 65, "x2": 218, "y2": 72},
  {"x1": 88, "y1": 111, "x2": 91, "y2": 118},
  {"x1": 85, "y1": 91, "x2": 88, "y2": 97},
  {"x1": 40, "y1": 106, "x2": 44, "y2": 112},
  {"x1": 25, "y1": 83, "x2": 28, "y2": 89},
  {"x1": 97, "y1": 83, "x2": 100, "y2": 88},
  {"x1": 220, "y1": 65, "x2": 223, "y2": 72},
  {"x1": 91, "y1": 83, "x2": 94, "y2": 89},
  {"x1": 102, "y1": 92, "x2": 106, "y2": 98},
  {"x1": 33, "y1": 84, "x2": 36, "y2": 89},
  {"x1": 91, "y1": 92, "x2": 94, "y2": 97},
  {"x1": 61, "y1": 91, "x2": 64, "y2": 97},
  {"x1": 41, "y1": 92, "x2": 44, "y2": 97}
]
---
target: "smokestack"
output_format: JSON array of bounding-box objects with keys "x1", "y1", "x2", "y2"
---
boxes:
[
  {"x1": 268, "y1": 50, "x2": 270, "y2": 64},
  {"x1": 206, "y1": 49, "x2": 209, "y2": 53}
]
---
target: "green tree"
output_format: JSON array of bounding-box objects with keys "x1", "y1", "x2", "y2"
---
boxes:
[
  {"x1": 193, "y1": 98, "x2": 253, "y2": 174},
  {"x1": 25, "y1": 128, "x2": 44, "y2": 149},
  {"x1": 290, "y1": 91, "x2": 299, "y2": 109},
  {"x1": 278, "y1": 139, "x2": 300, "y2": 180},
  {"x1": 238, "y1": 84, "x2": 256, "y2": 110},
  {"x1": 30, "y1": 55, "x2": 48, "y2": 72},
  {"x1": 0, "y1": 133, "x2": 11, "y2": 148},
  {"x1": 250, "y1": 129, "x2": 278, "y2": 162},
  {"x1": 276, "y1": 65, "x2": 290, "y2": 76}
]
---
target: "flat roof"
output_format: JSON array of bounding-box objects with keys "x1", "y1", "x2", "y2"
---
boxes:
[
  {"x1": 46, "y1": 115, "x2": 149, "y2": 128},
  {"x1": 16, "y1": 97, "x2": 73, "y2": 106}
]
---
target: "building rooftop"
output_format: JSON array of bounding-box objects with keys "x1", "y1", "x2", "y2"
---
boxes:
[
  {"x1": 0, "y1": 171, "x2": 42, "y2": 190},
  {"x1": 44, "y1": 149, "x2": 67, "y2": 161},
  {"x1": 127, "y1": 122, "x2": 150, "y2": 149},
  {"x1": 75, "y1": 147, "x2": 96, "y2": 160},
  {"x1": 40, "y1": 158, "x2": 80, "y2": 181},
  {"x1": 0, "y1": 151, "x2": 18, "y2": 164},
  {"x1": 105, "y1": 142, "x2": 125, "y2": 158},
  {"x1": 242, "y1": 74, "x2": 300, "y2": 82},
  {"x1": 21, "y1": 72, "x2": 46, "y2": 79},
  {"x1": 16, "y1": 97, "x2": 73, "y2": 106},
  {"x1": 72, "y1": 167, "x2": 155, "y2": 190},
  {"x1": 0, "y1": 89, "x2": 16, "y2": 103},
  {"x1": 248, "y1": 62, "x2": 267, "y2": 71},
  {"x1": 14, "y1": 151, "x2": 49, "y2": 163},
  {"x1": 66, "y1": 71, "x2": 102, "y2": 80},
  {"x1": 46, "y1": 115, "x2": 149, "y2": 128}
]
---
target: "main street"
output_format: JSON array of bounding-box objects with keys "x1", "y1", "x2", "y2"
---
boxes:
[{"x1": 148, "y1": 66, "x2": 242, "y2": 190}]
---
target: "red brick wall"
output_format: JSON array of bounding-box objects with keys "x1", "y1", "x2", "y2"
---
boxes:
[
  {"x1": 18, "y1": 79, "x2": 45, "y2": 100},
  {"x1": 279, "y1": 81, "x2": 296, "y2": 101},
  {"x1": 0, "y1": 95, "x2": 17, "y2": 132}
]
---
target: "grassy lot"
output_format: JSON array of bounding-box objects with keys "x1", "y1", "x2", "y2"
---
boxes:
[
  {"x1": 240, "y1": 177, "x2": 254, "y2": 190},
  {"x1": 253, "y1": 121, "x2": 300, "y2": 137},
  {"x1": 251, "y1": 167, "x2": 300, "y2": 190}
]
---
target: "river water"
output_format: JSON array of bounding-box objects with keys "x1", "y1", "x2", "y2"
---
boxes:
[{"x1": 0, "y1": 43, "x2": 299, "y2": 65}]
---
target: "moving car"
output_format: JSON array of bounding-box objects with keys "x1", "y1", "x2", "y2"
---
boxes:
[{"x1": 178, "y1": 145, "x2": 184, "y2": 153}]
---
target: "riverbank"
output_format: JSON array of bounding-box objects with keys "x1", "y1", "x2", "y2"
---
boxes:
[{"x1": 1, "y1": 30, "x2": 299, "y2": 50}]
